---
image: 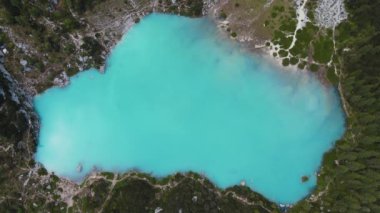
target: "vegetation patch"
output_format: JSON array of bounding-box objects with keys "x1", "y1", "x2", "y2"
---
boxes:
[
  {"x1": 326, "y1": 66, "x2": 339, "y2": 85},
  {"x1": 313, "y1": 35, "x2": 334, "y2": 64},
  {"x1": 282, "y1": 58, "x2": 290, "y2": 66},
  {"x1": 290, "y1": 57, "x2": 299, "y2": 65},
  {"x1": 309, "y1": 63, "x2": 319, "y2": 72},
  {"x1": 289, "y1": 23, "x2": 318, "y2": 58}
]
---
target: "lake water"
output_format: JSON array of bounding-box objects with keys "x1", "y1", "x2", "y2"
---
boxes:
[{"x1": 35, "y1": 14, "x2": 345, "y2": 204}]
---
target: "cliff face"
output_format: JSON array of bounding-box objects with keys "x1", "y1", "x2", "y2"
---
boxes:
[{"x1": 0, "y1": 50, "x2": 38, "y2": 151}]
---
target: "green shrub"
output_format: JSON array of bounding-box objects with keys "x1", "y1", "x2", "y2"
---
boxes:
[
  {"x1": 309, "y1": 63, "x2": 319, "y2": 72},
  {"x1": 278, "y1": 49, "x2": 288, "y2": 57},
  {"x1": 282, "y1": 58, "x2": 290, "y2": 66},
  {"x1": 290, "y1": 57, "x2": 299, "y2": 65},
  {"x1": 37, "y1": 167, "x2": 48, "y2": 176}
]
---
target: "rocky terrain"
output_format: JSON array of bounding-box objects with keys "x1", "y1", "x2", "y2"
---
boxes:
[{"x1": 315, "y1": 0, "x2": 347, "y2": 28}]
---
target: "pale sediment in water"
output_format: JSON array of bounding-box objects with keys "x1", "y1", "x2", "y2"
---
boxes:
[{"x1": 34, "y1": 14, "x2": 345, "y2": 204}]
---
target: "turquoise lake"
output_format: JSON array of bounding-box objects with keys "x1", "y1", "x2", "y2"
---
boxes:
[{"x1": 35, "y1": 14, "x2": 345, "y2": 204}]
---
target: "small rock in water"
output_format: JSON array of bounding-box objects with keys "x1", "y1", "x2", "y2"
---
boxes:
[
  {"x1": 99, "y1": 65, "x2": 105, "y2": 73},
  {"x1": 240, "y1": 180, "x2": 246, "y2": 186},
  {"x1": 76, "y1": 163, "x2": 83, "y2": 173}
]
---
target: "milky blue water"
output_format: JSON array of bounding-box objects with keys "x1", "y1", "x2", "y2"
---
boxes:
[{"x1": 35, "y1": 14, "x2": 345, "y2": 204}]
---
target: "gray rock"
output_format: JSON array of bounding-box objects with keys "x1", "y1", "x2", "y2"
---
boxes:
[
  {"x1": 154, "y1": 207, "x2": 163, "y2": 213},
  {"x1": 20, "y1": 59, "x2": 28, "y2": 66},
  {"x1": 53, "y1": 71, "x2": 70, "y2": 87},
  {"x1": 76, "y1": 163, "x2": 83, "y2": 173}
]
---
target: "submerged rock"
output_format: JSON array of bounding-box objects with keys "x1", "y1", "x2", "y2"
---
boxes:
[{"x1": 76, "y1": 163, "x2": 83, "y2": 173}]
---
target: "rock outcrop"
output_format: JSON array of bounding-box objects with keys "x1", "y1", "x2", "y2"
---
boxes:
[{"x1": 0, "y1": 50, "x2": 38, "y2": 159}]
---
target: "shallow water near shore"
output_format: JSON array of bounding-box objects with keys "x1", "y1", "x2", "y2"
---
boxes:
[{"x1": 35, "y1": 14, "x2": 345, "y2": 204}]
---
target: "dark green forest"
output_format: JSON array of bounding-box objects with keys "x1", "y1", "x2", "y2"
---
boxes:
[{"x1": 292, "y1": 0, "x2": 380, "y2": 212}]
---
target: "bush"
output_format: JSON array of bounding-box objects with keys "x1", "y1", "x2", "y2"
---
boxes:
[
  {"x1": 37, "y1": 167, "x2": 48, "y2": 176},
  {"x1": 290, "y1": 57, "x2": 299, "y2": 65},
  {"x1": 297, "y1": 61, "x2": 306, "y2": 69},
  {"x1": 282, "y1": 58, "x2": 290, "y2": 66},
  {"x1": 309, "y1": 63, "x2": 319, "y2": 72},
  {"x1": 278, "y1": 49, "x2": 288, "y2": 57}
]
